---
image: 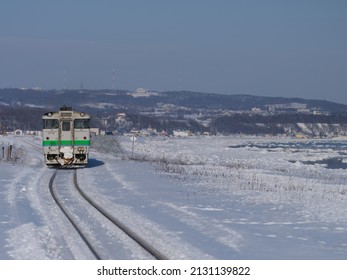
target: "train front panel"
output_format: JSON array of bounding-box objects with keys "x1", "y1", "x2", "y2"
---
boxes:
[{"x1": 42, "y1": 107, "x2": 90, "y2": 166}]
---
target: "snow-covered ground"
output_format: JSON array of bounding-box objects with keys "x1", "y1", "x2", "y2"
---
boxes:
[{"x1": 1, "y1": 134, "x2": 347, "y2": 259}]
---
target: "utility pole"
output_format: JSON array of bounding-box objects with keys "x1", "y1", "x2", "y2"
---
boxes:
[
  {"x1": 130, "y1": 135, "x2": 136, "y2": 157},
  {"x1": 0, "y1": 121, "x2": 6, "y2": 135},
  {"x1": 63, "y1": 70, "x2": 66, "y2": 90},
  {"x1": 112, "y1": 67, "x2": 116, "y2": 94}
]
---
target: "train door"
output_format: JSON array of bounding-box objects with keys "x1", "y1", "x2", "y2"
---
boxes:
[{"x1": 58, "y1": 120, "x2": 75, "y2": 164}]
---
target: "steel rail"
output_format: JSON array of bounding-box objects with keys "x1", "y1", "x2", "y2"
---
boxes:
[
  {"x1": 72, "y1": 169, "x2": 168, "y2": 260},
  {"x1": 49, "y1": 170, "x2": 102, "y2": 260}
]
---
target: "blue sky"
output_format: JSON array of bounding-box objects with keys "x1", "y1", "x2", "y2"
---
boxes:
[{"x1": 1, "y1": 0, "x2": 346, "y2": 104}]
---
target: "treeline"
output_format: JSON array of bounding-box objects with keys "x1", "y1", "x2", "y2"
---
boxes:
[
  {"x1": 0, "y1": 106, "x2": 47, "y2": 131},
  {"x1": 3, "y1": 104, "x2": 347, "y2": 136},
  {"x1": 210, "y1": 113, "x2": 347, "y2": 135},
  {"x1": 213, "y1": 113, "x2": 347, "y2": 125},
  {"x1": 102, "y1": 113, "x2": 208, "y2": 134}
]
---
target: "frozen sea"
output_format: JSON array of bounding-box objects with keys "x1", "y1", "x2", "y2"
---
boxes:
[{"x1": 1, "y1": 134, "x2": 347, "y2": 259}]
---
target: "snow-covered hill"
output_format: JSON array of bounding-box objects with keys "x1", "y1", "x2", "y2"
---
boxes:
[{"x1": 1, "y1": 135, "x2": 347, "y2": 259}]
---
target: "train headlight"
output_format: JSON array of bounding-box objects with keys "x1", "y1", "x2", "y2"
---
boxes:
[
  {"x1": 80, "y1": 112, "x2": 85, "y2": 117},
  {"x1": 48, "y1": 112, "x2": 52, "y2": 117}
]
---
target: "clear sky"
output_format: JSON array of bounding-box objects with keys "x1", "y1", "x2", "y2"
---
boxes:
[{"x1": 1, "y1": 0, "x2": 346, "y2": 104}]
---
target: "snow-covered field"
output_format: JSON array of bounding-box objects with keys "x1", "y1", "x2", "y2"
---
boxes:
[{"x1": 1, "y1": 134, "x2": 347, "y2": 259}]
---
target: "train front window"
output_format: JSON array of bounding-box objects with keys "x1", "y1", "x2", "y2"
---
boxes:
[
  {"x1": 62, "y1": 121, "x2": 71, "y2": 131},
  {"x1": 74, "y1": 119, "x2": 90, "y2": 129},
  {"x1": 43, "y1": 119, "x2": 59, "y2": 129}
]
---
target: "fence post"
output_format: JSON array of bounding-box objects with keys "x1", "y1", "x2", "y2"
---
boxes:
[{"x1": 8, "y1": 144, "x2": 12, "y2": 160}]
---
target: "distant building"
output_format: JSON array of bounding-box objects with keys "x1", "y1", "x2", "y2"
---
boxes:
[
  {"x1": 173, "y1": 130, "x2": 191, "y2": 137},
  {"x1": 20, "y1": 87, "x2": 43, "y2": 91},
  {"x1": 14, "y1": 129, "x2": 23, "y2": 136},
  {"x1": 90, "y1": 128, "x2": 100, "y2": 135},
  {"x1": 251, "y1": 107, "x2": 262, "y2": 114},
  {"x1": 127, "y1": 88, "x2": 159, "y2": 98},
  {"x1": 116, "y1": 113, "x2": 126, "y2": 119},
  {"x1": 267, "y1": 102, "x2": 307, "y2": 110}
]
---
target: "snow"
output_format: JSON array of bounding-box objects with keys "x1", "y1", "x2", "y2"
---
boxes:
[{"x1": 1, "y1": 134, "x2": 347, "y2": 259}]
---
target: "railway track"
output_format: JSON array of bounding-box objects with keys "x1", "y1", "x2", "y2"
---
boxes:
[
  {"x1": 49, "y1": 169, "x2": 168, "y2": 260},
  {"x1": 22, "y1": 138, "x2": 42, "y2": 153}
]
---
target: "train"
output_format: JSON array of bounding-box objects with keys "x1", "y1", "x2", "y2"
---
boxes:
[{"x1": 42, "y1": 106, "x2": 90, "y2": 166}]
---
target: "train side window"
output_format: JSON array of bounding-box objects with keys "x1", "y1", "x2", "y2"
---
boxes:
[
  {"x1": 43, "y1": 119, "x2": 59, "y2": 129},
  {"x1": 74, "y1": 119, "x2": 89, "y2": 129},
  {"x1": 62, "y1": 121, "x2": 71, "y2": 131}
]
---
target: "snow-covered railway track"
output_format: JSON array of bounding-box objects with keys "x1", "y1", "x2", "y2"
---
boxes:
[
  {"x1": 49, "y1": 169, "x2": 168, "y2": 260},
  {"x1": 21, "y1": 139, "x2": 42, "y2": 154},
  {"x1": 49, "y1": 170, "x2": 101, "y2": 259}
]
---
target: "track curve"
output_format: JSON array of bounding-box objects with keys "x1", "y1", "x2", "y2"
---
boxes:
[
  {"x1": 49, "y1": 170, "x2": 101, "y2": 259},
  {"x1": 49, "y1": 169, "x2": 168, "y2": 260},
  {"x1": 72, "y1": 170, "x2": 168, "y2": 260}
]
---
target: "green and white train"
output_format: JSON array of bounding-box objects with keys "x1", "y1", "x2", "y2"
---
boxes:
[{"x1": 42, "y1": 106, "x2": 90, "y2": 166}]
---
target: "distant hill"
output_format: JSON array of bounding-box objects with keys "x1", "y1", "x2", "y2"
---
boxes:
[
  {"x1": 1, "y1": 88, "x2": 347, "y2": 136},
  {"x1": 1, "y1": 88, "x2": 347, "y2": 112}
]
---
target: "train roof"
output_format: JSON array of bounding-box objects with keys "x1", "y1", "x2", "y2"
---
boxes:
[{"x1": 43, "y1": 107, "x2": 90, "y2": 119}]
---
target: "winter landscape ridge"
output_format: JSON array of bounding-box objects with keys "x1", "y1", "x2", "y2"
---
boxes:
[
  {"x1": 2, "y1": 88, "x2": 347, "y2": 137},
  {"x1": 1, "y1": 133, "x2": 347, "y2": 260}
]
